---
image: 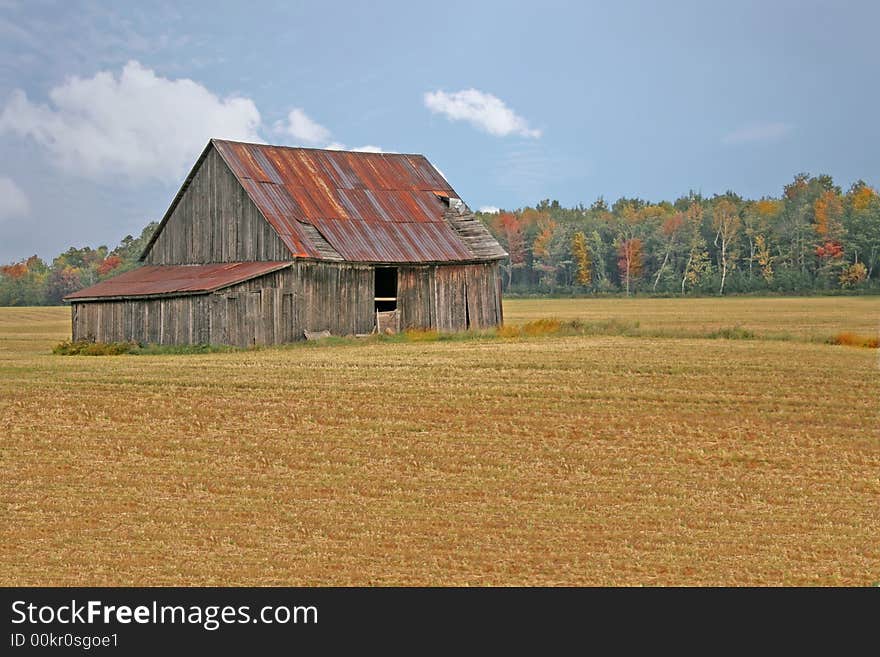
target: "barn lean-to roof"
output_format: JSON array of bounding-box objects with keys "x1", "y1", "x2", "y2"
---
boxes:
[
  {"x1": 65, "y1": 262, "x2": 291, "y2": 301},
  {"x1": 141, "y1": 139, "x2": 506, "y2": 265}
]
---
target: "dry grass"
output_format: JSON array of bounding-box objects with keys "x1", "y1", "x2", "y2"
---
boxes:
[
  {"x1": 830, "y1": 332, "x2": 879, "y2": 349},
  {"x1": 504, "y1": 296, "x2": 880, "y2": 340},
  {"x1": 1, "y1": 301, "x2": 879, "y2": 586}
]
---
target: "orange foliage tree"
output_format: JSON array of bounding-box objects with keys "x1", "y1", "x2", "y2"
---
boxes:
[
  {"x1": 532, "y1": 217, "x2": 558, "y2": 287},
  {"x1": 494, "y1": 212, "x2": 525, "y2": 287},
  {"x1": 617, "y1": 238, "x2": 643, "y2": 295},
  {"x1": 813, "y1": 190, "x2": 843, "y2": 238}
]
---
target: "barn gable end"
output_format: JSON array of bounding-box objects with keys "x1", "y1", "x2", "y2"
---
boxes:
[{"x1": 142, "y1": 145, "x2": 295, "y2": 265}]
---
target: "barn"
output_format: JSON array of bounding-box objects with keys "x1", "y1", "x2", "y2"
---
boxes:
[{"x1": 65, "y1": 139, "x2": 507, "y2": 346}]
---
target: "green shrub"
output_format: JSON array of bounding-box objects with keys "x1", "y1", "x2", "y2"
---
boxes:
[
  {"x1": 53, "y1": 339, "x2": 236, "y2": 355},
  {"x1": 53, "y1": 339, "x2": 139, "y2": 355}
]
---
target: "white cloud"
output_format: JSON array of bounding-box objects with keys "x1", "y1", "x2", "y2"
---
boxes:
[
  {"x1": 478, "y1": 205, "x2": 500, "y2": 214},
  {"x1": 722, "y1": 122, "x2": 793, "y2": 145},
  {"x1": 424, "y1": 89, "x2": 541, "y2": 138},
  {"x1": 0, "y1": 176, "x2": 29, "y2": 221},
  {"x1": 0, "y1": 60, "x2": 262, "y2": 182},
  {"x1": 323, "y1": 142, "x2": 385, "y2": 153},
  {"x1": 275, "y1": 107, "x2": 331, "y2": 144},
  {"x1": 0, "y1": 60, "x2": 392, "y2": 183},
  {"x1": 273, "y1": 110, "x2": 383, "y2": 152}
]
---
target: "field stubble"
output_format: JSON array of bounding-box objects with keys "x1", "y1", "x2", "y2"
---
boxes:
[{"x1": 1, "y1": 298, "x2": 878, "y2": 585}]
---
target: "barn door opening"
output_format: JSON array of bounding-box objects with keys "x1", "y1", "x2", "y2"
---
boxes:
[
  {"x1": 374, "y1": 267, "x2": 398, "y2": 333},
  {"x1": 374, "y1": 267, "x2": 397, "y2": 312}
]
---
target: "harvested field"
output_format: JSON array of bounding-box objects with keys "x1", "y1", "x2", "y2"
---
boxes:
[{"x1": 1, "y1": 299, "x2": 878, "y2": 585}]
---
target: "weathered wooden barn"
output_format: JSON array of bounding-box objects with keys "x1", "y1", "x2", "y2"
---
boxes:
[{"x1": 65, "y1": 139, "x2": 507, "y2": 346}]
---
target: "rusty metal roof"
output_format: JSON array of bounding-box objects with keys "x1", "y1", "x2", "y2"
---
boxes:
[
  {"x1": 64, "y1": 262, "x2": 290, "y2": 301},
  {"x1": 209, "y1": 140, "x2": 495, "y2": 263}
]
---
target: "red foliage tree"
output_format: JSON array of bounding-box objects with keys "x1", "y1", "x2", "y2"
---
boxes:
[
  {"x1": 815, "y1": 241, "x2": 843, "y2": 259},
  {"x1": 97, "y1": 254, "x2": 123, "y2": 276}
]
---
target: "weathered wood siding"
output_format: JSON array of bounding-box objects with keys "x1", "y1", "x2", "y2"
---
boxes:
[
  {"x1": 72, "y1": 261, "x2": 503, "y2": 346},
  {"x1": 72, "y1": 295, "x2": 211, "y2": 345},
  {"x1": 143, "y1": 147, "x2": 292, "y2": 264},
  {"x1": 398, "y1": 261, "x2": 502, "y2": 331},
  {"x1": 218, "y1": 261, "x2": 375, "y2": 344}
]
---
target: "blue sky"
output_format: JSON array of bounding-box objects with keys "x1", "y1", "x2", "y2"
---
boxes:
[{"x1": 1, "y1": 0, "x2": 878, "y2": 262}]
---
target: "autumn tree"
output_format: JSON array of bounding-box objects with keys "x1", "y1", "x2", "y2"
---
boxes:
[
  {"x1": 617, "y1": 238, "x2": 643, "y2": 295},
  {"x1": 494, "y1": 212, "x2": 526, "y2": 288},
  {"x1": 813, "y1": 189, "x2": 844, "y2": 241},
  {"x1": 532, "y1": 216, "x2": 559, "y2": 288},
  {"x1": 712, "y1": 198, "x2": 740, "y2": 295},
  {"x1": 839, "y1": 262, "x2": 868, "y2": 288},
  {"x1": 652, "y1": 211, "x2": 685, "y2": 291},
  {"x1": 572, "y1": 231, "x2": 592, "y2": 286},
  {"x1": 680, "y1": 202, "x2": 710, "y2": 293},
  {"x1": 777, "y1": 174, "x2": 841, "y2": 276},
  {"x1": 741, "y1": 200, "x2": 775, "y2": 279},
  {"x1": 843, "y1": 182, "x2": 880, "y2": 278},
  {"x1": 754, "y1": 234, "x2": 774, "y2": 282},
  {"x1": 97, "y1": 254, "x2": 123, "y2": 277},
  {"x1": 0, "y1": 256, "x2": 49, "y2": 306}
]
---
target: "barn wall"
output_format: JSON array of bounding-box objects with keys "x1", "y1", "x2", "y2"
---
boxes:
[
  {"x1": 143, "y1": 146, "x2": 292, "y2": 265},
  {"x1": 218, "y1": 261, "x2": 375, "y2": 345},
  {"x1": 71, "y1": 261, "x2": 503, "y2": 346},
  {"x1": 398, "y1": 261, "x2": 502, "y2": 331},
  {"x1": 71, "y1": 295, "x2": 211, "y2": 345}
]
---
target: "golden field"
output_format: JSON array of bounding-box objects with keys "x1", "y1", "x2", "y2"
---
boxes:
[{"x1": 1, "y1": 297, "x2": 878, "y2": 586}]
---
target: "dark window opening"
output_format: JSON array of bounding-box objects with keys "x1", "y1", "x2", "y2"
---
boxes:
[
  {"x1": 374, "y1": 267, "x2": 397, "y2": 312},
  {"x1": 464, "y1": 287, "x2": 471, "y2": 329}
]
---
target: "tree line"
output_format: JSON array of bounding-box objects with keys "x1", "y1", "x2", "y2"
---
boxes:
[
  {"x1": 1, "y1": 172, "x2": 879, "y2": 305},
  {"x1": 0, "y1": 222, "x2": 158, "y2": 305},
  {"x1": 480, "y1": 174, "x2": 880, "y2": 295}
]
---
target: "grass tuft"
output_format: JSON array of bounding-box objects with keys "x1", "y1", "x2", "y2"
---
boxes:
[
  {"x1": 521, "y1": 318, "x2": 562, "y2": 336},
  {"x1": 403, "y1": 328, "x2": 441, "y2": 342},
  {"x1": 707, "y1": 325, "x2": 756, "y2": 340},
  {"x1": 497, "y1": 324, "x2": 522, "y2": 338}
]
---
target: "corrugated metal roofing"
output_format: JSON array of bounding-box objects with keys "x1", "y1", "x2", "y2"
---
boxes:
[
  {"x1": 211, "y1": 140, "x2": 487, "y2": 263},
  {"x1": 64, "y1": 262, "x2": 290, "y2": 301}
]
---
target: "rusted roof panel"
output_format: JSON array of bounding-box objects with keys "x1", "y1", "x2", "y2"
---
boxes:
[
  {"x1": 308, "y1": 218, "x2": 473, "y2": 263},
  {"x1": 211, "y1": 140, "x2": 494, "y2": 263},
  {"x1": 65, "y1": 262, "x2": 290, "y2": 301}
]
